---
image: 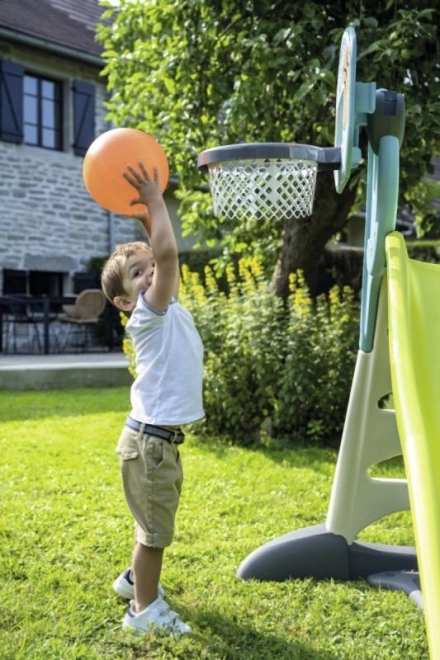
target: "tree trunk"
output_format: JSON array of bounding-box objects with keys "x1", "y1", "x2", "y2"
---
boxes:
[{"x1": 271, "y1": 170, "x2": 357, "y2": 299}]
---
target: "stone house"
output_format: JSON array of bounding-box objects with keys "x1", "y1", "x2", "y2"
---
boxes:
[{"x1": 0, "y1": 0, "x2": 187, "y2": 300}]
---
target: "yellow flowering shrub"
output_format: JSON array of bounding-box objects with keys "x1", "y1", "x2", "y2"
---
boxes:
[
  {"x1": 122, "y1": 258, "x2": 360, "y2": 447},
  {"x1": 119, "y1": 313, "x2": 137, "y2": 380},
  {"x1": 271, "y1": 276, "x2": 358, "y2": 444}
]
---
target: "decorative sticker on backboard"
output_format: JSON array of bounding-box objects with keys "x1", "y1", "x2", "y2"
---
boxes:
[{"x1": 334, "y1": 27, "x2": 357, "y2": 193}]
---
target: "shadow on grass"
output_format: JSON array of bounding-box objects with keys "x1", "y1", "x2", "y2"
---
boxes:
[
  {"x1": 195, "y1": 613, "x2": 337, "y2": 660},
  {"x1": 0, "y1": 387, "x2": 130, "y2": 422},
  {"x1": 127, "y1": 605, "x2": 338, "y2": 660},
  {"x1": 188, "y1": 433, "x2": 337, "y2": 470}
]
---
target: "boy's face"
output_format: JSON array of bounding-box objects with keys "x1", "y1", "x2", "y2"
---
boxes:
[{"x1": 114, "y1": 248, "x2": 155, "y2": 313}]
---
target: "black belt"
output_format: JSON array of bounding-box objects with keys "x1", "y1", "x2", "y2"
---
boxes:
[{"x1": 126, "y1": 416, "x2": 185, "y2": 444}]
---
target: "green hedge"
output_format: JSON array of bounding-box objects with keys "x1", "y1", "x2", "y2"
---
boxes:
[
  {"x1": 124, "y1": 257, "x2": 360, "y2": 448},
  {"x1": 406, "y1": 240, "x2": 440, "y2": 263}
]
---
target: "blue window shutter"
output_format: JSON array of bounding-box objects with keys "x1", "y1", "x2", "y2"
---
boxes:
[
  {"x1": 0, "y1": 60, "x2": 24, "y2": 143},
  {"x1": 72, "y1": 80, "x2": 95, "y2": 156}
]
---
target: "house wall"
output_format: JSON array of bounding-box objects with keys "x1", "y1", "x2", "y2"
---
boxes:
[{"x1": 0, "y1": 39, "x2": 189, "y2": 295}]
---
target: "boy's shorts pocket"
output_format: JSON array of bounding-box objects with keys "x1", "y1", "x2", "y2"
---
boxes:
[
  {"x1": 119, "y1": 447, "x2": 139, "y2": 460},
  {"x1": 116, "y1": 427, "x2": 140, "y2": 460},
  {"x1": 146, "y1": 436, "x2": 164, "y2": 470}
]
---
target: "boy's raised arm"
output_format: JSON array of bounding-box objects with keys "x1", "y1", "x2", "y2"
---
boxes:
[{"x1": 123, "y1": 162, "x2": 179, "y2": 311}]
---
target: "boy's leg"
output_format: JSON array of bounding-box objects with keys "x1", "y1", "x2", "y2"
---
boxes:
[
  {"x1": 132, "y1": 542, "x2": 164, "y2": 612},
  {"x1": 123, "y1": 541, "x2": 191, "y2": 634}
]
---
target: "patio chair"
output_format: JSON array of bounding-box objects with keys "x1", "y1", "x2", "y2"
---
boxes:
[
  {"x1": 58, "y1": 289, "x2": 107, "y2": 352},
  {"x1": 0, "y1": 295, "x2": 43, "y2": 354}
]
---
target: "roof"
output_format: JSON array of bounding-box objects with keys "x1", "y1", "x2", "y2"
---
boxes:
[{"x1": 0, "y1": 0, "x2": 105, "y2": 62}]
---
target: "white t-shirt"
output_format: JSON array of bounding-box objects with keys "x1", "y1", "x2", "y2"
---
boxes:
[{"x1": 126, "y1": 293, "x2": 204, "y2": 426}]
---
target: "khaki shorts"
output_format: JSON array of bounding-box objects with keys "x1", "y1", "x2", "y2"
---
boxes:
[{"x1": 116, "y1": 426, "x2": 183, "y2": 548}]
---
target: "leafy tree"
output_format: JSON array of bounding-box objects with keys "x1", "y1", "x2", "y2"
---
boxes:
[{"x1": 98, "y1": 0, "x2": 440, "y2": 296}]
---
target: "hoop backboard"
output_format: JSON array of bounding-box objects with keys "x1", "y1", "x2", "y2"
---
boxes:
[{"x1": 334, "y1": 27, "x2": 357, "y2": 193}]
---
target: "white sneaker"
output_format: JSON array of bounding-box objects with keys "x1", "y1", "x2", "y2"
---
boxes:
[
  {"x1": 113, "y1": 568, "x2": 165, "y2": 600},
  {"x1": 123, "y1": 598, "x2": 192, "y2": 635}
]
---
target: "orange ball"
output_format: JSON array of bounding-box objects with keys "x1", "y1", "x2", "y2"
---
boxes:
[{"x1": 83, "y1": 128, "x2": 169, "y2": 215}]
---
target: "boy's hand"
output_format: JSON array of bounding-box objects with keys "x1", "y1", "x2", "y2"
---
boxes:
[{"x1": 122, "y1": 161, "x2": 163, "y2": 209}]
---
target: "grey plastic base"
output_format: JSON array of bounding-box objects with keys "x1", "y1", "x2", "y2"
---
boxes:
[
  {"x1": 367, "y1": 570, "x2": 423, "y2": 609},
  {"x1": 237, "y1": 524, "x2": 417, "y2": 581}
]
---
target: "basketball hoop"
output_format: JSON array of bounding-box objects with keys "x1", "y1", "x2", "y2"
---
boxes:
[{"x1": 198, "y1": 143, "x2": 341, "y2": 221}]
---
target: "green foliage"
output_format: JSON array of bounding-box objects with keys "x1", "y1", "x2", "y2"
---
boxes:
[
  {"x1": 181, "y1": 259, "x2": 287, "y2": 443},
  {"x1": 271, "y1": 274, "x2": 359, "y2": 445},
  {"x1": 119, "y1": 311, "x2": 136, "y2": 380},
  {"x1": 407, "y1": 239, "x2": 440, "y2": 263},
  {"x1": 178, "y1": 247, "x2": 231, "y2": 290},
  {"x1": 356, "y1": 8, "x2": 440, "y2": 194},
  {"x1": 97, "y1": 0, "x2": 440, "y2": 273},
  {"x1": 405, "y1": 177, "x2": 440, "y2": 239},
  {"x1": 176, "y1": 260, "x2": 359, "y2": 446},
  {"x1": 122, "y1": 259, "x2": 359, "y2": 446}
]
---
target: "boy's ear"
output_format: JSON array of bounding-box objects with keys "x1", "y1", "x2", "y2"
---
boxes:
[{"x1": 113, "y1": 296, "x2": 135, "y2": 313}]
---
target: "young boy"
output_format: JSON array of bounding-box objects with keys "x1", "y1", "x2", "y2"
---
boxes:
[{"x1": 101, "y1": 161, "x2": 204, "y2": 635}]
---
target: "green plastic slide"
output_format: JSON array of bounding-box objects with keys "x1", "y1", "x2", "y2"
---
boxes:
[{"x1": 386, "y1": 231, "x2": 440, "y2": 659}]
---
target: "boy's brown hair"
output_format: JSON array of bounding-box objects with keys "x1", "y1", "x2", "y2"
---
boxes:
[{"x1": 101, "y1": 241, "x2": 152, "y2": 303}]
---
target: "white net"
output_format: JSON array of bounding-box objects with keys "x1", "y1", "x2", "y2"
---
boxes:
[{"x1": 206, "y1": 158, "x2": 318, "y2": 221}]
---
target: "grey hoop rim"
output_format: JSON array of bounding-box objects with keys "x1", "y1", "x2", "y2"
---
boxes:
[{"x1": 198, "y1": 142, "x2": 341, "y2": 171}]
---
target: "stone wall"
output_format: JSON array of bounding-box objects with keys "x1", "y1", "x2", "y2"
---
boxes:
[{"x1": 0, "y1": 40, "x2": 142, "y2": 294}]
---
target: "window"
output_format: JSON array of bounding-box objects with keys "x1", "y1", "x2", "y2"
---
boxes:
[
  {"x1": 23, "y1": 74, "x2": 62, "y2": 150},
  {"x1": 0, "y1": 59, "x2": 95, "y2": 155},
  {"x1": 2, "y1": 268, "x2": 64, "y2": 296}
]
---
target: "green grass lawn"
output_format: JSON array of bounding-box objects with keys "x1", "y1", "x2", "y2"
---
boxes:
[{"x1": 0, "y1": 389, "x2": 428, "y2": 659}]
